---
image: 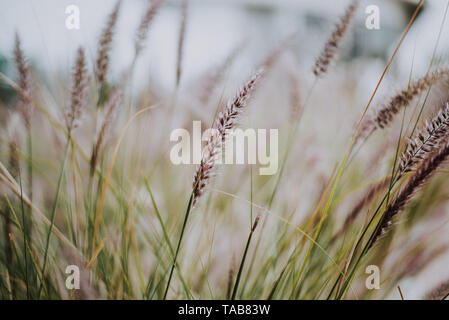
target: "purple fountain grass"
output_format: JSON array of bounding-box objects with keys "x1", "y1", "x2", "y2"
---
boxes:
[
  {"x1": 175, "y1": 0, "x2": 188, "y2": 89},
  {"x1": 358, "y1": 69, "x2": 449, "y2": 141},
  {"x1": 66, "y1": 48, "x2": 89, "y2": 131},
  {"x1": 95, "y1": 1, "x2": 121, "y2": 84},
  {"x1": 14, "y1": 33, "x2": 33, "y2": 128},
  {"x1": 288, "y1": 68, "x2": 302, "y2": 126},
  {"x1": 333, "y1": 177, "x2": 390, "y2": 241},
  {"x1": 397, "y1": 102, "x2": 449, "y2": 180},
  {"x1": 192, "y1": 69, "x2": 264, "y2": 205},
  {"x1": 135, "y1": 0, "x2": 165, "y2": 57},
  {"x1": 425, "y1": 279, "x2": 449, "y2": 300},
  {"x1": 313, "y1": 0, "x2": 359, "y2": 77},
  {"x1": 370, "y1": 140, "x2": 449, "y2": 247}
]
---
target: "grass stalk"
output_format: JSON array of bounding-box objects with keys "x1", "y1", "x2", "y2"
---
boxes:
[
  {"x1": 37, "y1": 130, "x2": 71, "y2": 299},
  {"x1": 163, "y1": 193, "x2": 194, "y2": 299}
]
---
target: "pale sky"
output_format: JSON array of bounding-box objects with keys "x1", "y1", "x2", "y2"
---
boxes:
[{"x1": 0, "y1": 0, "x2": 448, "y2": 90}]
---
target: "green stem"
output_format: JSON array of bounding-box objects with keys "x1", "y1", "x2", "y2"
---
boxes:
[
  {"x1": 37, "y1": 130, "x2": 71, "y2": 299},
  {"x1": 163, "y1": 193, "x2": 194, "y2": 299},
  {"x1": 231, "y1": 229, "x2": 254, "y2": 300},
  {"x1": 18, "y1": 165, "x2": 29, "y2": 298},
  {"x1": 26, "y1": 129, "x2": 34, "y2": 294},
  {"x1": 144, "y1": 178, "x2": 192, "y2": 298},
  {"x1": 27, "y1": 129, "x2": 32, "y2": 200}
]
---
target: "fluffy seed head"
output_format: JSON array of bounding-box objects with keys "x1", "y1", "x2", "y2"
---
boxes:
[
  {"x1": 289, "y1": 69, "x2": 301, "y2": 126},
  {"x1": 425, "y1": 279, "x2": 449, "y2": 300},
  {"x1": 14, "y1": 33, "x2": 33, "y2": 128},
  {"x1": 371, "y1": 140, "x2": 449, "y2": 247},
  {"x1": 192, "y1": 69, "x2": 264, "y2": 205},
  {"x1": 398, "y1": 103, "x2": 449, "y2": 180},
  {"x1": 333, "y1": 177, "x2": 390, "y2": 241},
  {"x1": 216, "y1": 70, "x2": 263, "y2": 141},
  {"x1": 176, "y1": 0, "x2": 188, "y2": 88},
  {"x1": 95, "y1": 1, "x2": 121, "y2": 84},
  {"x1": 66, "y1": 47, "x2": 89, "y2": 130},
  {"x1": 377, "y1": 70, "x2": 449, "y2": 129},
  {"x1": 358, "y1": 69, "x2": 449, "y2": 141},
  {"x1": 135, "y1": 0, "x2": 165, "y2": 56},
  {"x1": 313, "y1": 0, "x2": 359, "y2": 77}
]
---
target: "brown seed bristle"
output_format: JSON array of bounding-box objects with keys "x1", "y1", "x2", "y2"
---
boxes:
[
  {"x1": 135, "y1": 0, "x2": 165, "y2": 56},
  {"x1": 370, "y1": 141, "x2": 449, "y2": 247},
  {"x1": 358, "y1": 69, "x2": 449, "y2": 141},
  {"x1": 288, "y1": 69, "x2": 301, "y2": 126},
  {"x1": 397, "y1": 102, "x2": 449, "y2": 180},
  {"x1": 397, "y1": 244, "x2": 448, "y2": 279},
  {"x1": 312, "y1": 0, "x2": 359, "y2": 77},
  {"x1": 176, "y1": 0, "x2": 188, "y2": 88},
  {"x1": 13, "y1": 33, "x2": 33, "y2": 128},
  {"x1": 95, "y1": 1, "x2": 121, "y2": 84},
  {"x1": 425, "y1": 279, "x2": 449, "y2": 300},
  {"x1": 333, "y1": 177, "x2": 390, "y2": 241},
  {"x1": 192, "y1": 70, "x2": 264, "y2": 205},
  {"x1": 66, "y1": 47, "x2": 89, "y2": 130}
]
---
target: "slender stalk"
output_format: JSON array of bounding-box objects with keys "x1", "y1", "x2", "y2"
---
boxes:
[
  {"x1": 144, "y1": 177, "x2": 192, "y2": 298},
  {"x1": 230, "y1": 171, "x2": 255, "y2": 300},
  {"x1": 37, "y1": 130, "x2": 71, "y2": 299},
  {"x1": 163, "y1": 193, "x2": 194, "y2": 299},
  {"x1": 231, "y1": 229, "x2": 254, "y2": 300},
  {"x1": 18, "y1": 166, "x2": 29, "y2": 298},
  {"x1": 26, "y1": 128, "x2": 35, "y2": 291},
  {"x1": 26, "y1": 128, "x2": 33, "y2": 210}
]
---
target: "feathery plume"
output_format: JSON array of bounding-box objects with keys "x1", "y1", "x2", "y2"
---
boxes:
[
  {"x1": 95, "y1": 1, "x2": 121, "y2": 84},
  {"x1": 89, "y1": 86, "x2": 122, "y2": 177},
  {"x1": 397, "y1": 103, "x2": 449, "y2": 180},
  {"x1": 192, "y1": 70, "x2": 264, "y2": 205},
  {"x1": 66, "y1": 48, "x2": 89, "y2": 130},
  {"x1": 358, "y1": 69, "x2": 449, "y2": 141},
  {"x1": 216, "y1": 70, "x2": 263, "y2": 141},
  {"x1": 176, "y1": 0, "x2": 188, "y2": 89},
  {"x1": 370, "y1": 141, "x2": 449, "y2": 247},
  {"x1": 425, "y1": 279, "x2": 449, "y2": 300},
  {"x1": 289, "y1": 69, "x2": 301, "y2": 126},
  {"x1": 14, "y1": 33, "x2": 33, "y2": 128},
  {"x1": 333, "y1": 177, "x2": 390, "y2": 241},
  {"x1": 397, "y1": 244, "x2": 448, "y2": 279},
  {"x1": 135, "y1": 0, "x2": 165, "y2": 56},
  {"x1": 313, "y1": 0, "x2": 359, "y2": 77}
]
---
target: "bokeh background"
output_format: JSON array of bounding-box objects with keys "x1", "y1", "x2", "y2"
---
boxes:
[{"x1": 1, "y1": 0, "x2": 448, "y2": 88}]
